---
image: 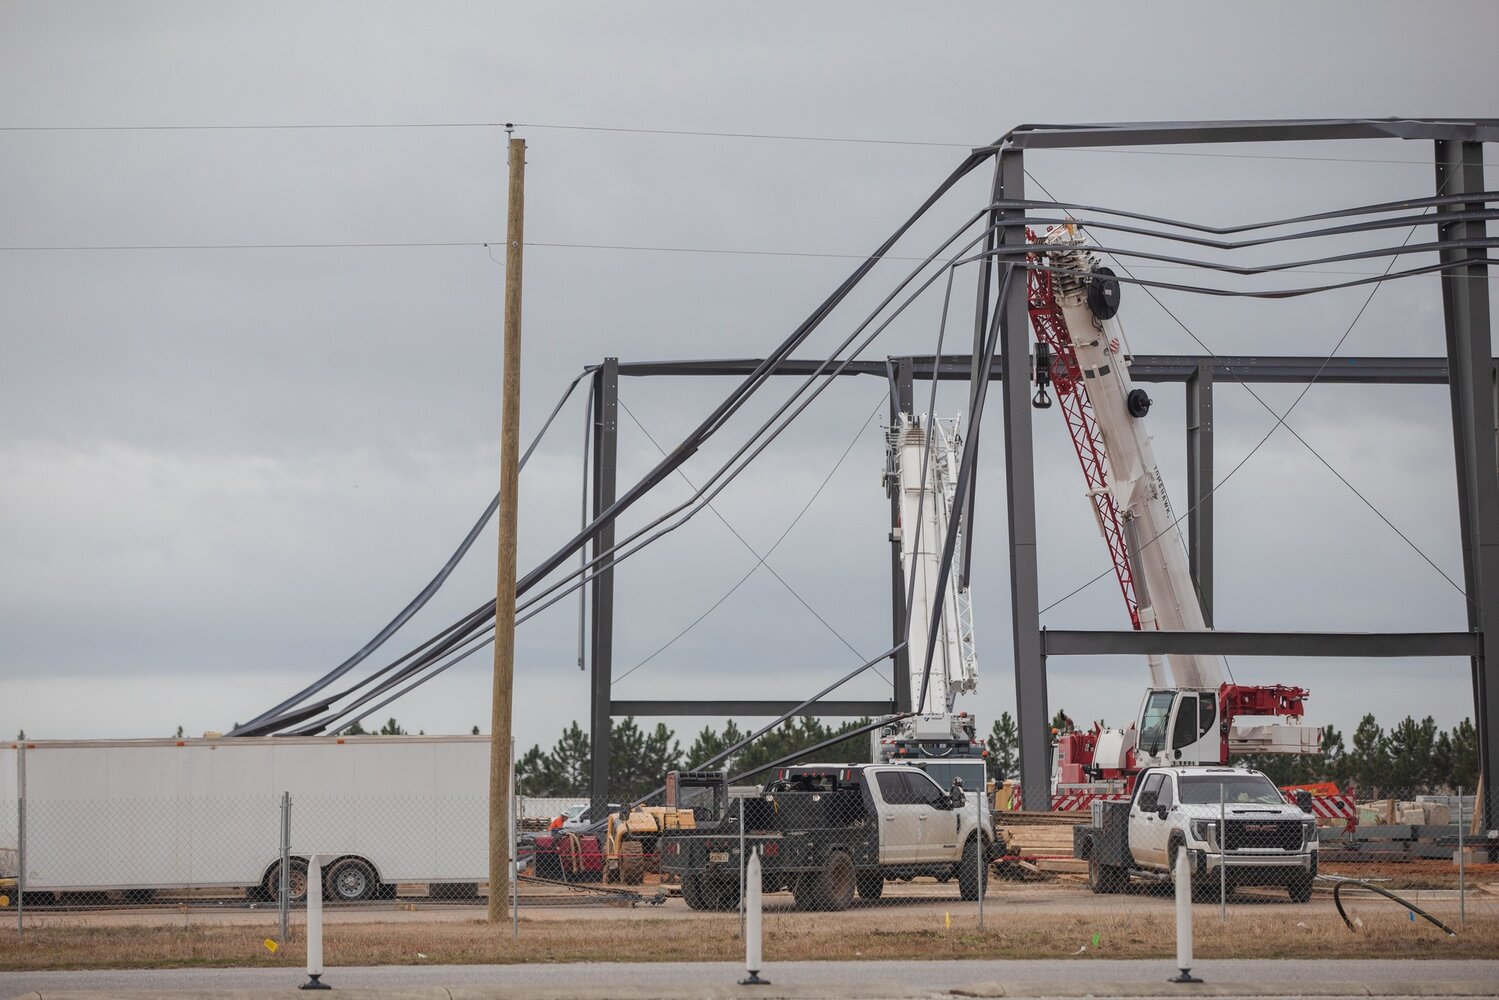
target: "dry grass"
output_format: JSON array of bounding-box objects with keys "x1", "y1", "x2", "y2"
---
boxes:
[{"x1": 1, "y1": 908, "x2": 1495, "y2": 971}]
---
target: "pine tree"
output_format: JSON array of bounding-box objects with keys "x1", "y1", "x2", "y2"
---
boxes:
[
  {"x1": 378, "y1": 718, "x2": 407, "y2": 736},
  {"x1": 1384, "y1": 716, "x2": 1438, "y2": 794},
  {"x1": 1348, "y1": 714, "x2": 1390, "y2": 797},
  {"x1": 341, "y1": 719, "x2": 368, "y2": 736},
  {"x1": 686, "y1": 720, "x2": 743, "y2": 771},
  {"x1": 987, "y1": 712, "x2": 1019, "y2": 781},
  {"x1": 1448, "y1": 718, "x2": 1480, "y2": 792}
]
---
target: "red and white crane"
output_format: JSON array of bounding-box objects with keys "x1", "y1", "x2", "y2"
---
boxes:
[{"x1": 1026, "y1": 226, "x2": 1320, "y2": 797}]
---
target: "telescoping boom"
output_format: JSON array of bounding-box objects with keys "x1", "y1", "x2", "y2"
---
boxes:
[{"x1": 1028, "y1": 226, "x2": 1319, "y2": 788}]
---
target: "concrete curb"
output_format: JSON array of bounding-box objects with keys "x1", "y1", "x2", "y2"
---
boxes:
[{"x1": 6, "y1": 981, "x2": 1498, "y2": 1000}]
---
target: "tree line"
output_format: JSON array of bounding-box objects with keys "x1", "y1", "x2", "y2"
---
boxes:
[
  {"x1": 516, "y1": 716, "x2": 875, "y2": 801},
  {"x1": 981, "y1": 711, "x2": 1481, "y2": 798}
]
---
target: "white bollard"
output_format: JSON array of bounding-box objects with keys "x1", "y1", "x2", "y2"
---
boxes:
[
  {"x1": 300, "y1": 854, "x2": 330, "y2": 991},
  {"x1": 738, "y1": 847, "x2": 769, "y2": 986},
  {"x1": 1169, "y1": 847, "x2": 1202, "y2": 984}
]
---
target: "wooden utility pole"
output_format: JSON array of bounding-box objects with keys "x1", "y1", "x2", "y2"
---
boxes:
[{"x1": 488, "y1": 135, "x2": 525, "y2": 923}]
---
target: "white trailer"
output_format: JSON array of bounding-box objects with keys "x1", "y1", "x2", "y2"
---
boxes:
[{"x1": 2, "y1": 735, "x2": 493, "y2": 902}]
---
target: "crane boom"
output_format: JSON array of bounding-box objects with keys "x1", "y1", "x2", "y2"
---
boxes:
[
  {"x1": 1034, "y1": 228, "x2": 1223, "y2": 691},
  {"x1": 874, "y1": 413, "x2": 982, "y2": 762},
  {"x1": 1027, "y1": 225, "x2": 1319, "y2": 781}
]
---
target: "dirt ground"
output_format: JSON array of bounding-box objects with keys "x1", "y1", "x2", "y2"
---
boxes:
[{"x1": 3, "y1": 873, "x2": 1497, "y2": 970}]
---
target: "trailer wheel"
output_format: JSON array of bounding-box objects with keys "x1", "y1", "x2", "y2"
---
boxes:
[
  {"x1": 958, "y1": 836, "x2": 988, "y2": 901},
  {"x1": 264, "y1": 858, "x2": 309, "y2": 904},
  {"x1": 326, "y1": 858, "x2": 378, "y2": 902},
  {"x1": 855, "y1": 869, "x2": 884, "y2": 901},
  {"x1": 122, "y1": 888, "x2": 157, "y2": 905}
]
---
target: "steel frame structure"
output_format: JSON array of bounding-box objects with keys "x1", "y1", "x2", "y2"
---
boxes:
[{"x1": 584, "y1": 119, "x2": 1498, "y2": 827}]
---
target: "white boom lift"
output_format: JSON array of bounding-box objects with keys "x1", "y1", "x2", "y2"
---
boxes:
[
  {"x1": 874, "y1": 412, "x2": 983, "y2": 763},
  {"x1": 1027, "y1": 226, "x2": 1320, "y2": 791}
]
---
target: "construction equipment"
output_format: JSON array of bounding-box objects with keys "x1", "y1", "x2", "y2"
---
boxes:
[
  {"x1": 1027, "y1": 226, "x2": 1321, "y2": 803},
  {"x1": 874, "y1": 413, "x2": 985, "y2": 766}
]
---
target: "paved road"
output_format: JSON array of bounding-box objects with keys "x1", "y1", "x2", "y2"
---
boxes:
[{"x1": 4, "y1": 959, "x2": 1497, "y2": 999}]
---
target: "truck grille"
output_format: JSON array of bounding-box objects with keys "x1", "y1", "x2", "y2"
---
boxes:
[{"x1": 1223, "y1": 819, "x2": 1303, "y2": 852}]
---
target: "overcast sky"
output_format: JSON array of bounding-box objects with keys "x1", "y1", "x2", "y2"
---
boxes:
[{"x1": 3, "y1": 1, "x2": 1497, "y2": 761}]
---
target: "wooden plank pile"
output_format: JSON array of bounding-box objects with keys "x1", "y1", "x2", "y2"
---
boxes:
[{"x1": 997, "y1": 821, "x2": 1087, "y2": 875}]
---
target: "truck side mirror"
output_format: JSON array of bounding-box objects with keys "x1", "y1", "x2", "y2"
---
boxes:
[{"x1": 1156, "y1": 805, "x2": 1170, "y2": 820}]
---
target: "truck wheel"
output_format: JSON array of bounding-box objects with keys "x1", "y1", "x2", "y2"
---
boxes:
[
  {"x1": 856, "y1": 869, "x2": 884, "y2": 901},
  {"x1": 619, "y1": 840, "x2": 646, "y2": 885},
  {"x1": 264, "y1": 858, "x2": 309, "y2": 903},
  {"x1": 707, "y1": 876, "x2": 740, "y2": 911},
  {"x1": 681, "y1": 872, "x2": 706, "y2": 910},
  {"x1": 817, "y1": 851, "x2": 856, "y2": 911},
  {"x1": 1288, "y1": 872, "x2": 1314, "y2": 904},
  {"x1": 1087, "y1": 853, "x2": 1125, "y2": 894},
  {"x1": 326, "y1": 858, "x2": 378, "y2": 902},
  {"x1": 958, "y1": 836, "x2": 988, "y2": 902}
]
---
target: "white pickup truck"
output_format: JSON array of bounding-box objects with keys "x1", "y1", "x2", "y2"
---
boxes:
[
  {"x1": 661, "y1": 763, "x2": 996, "y2": 911},
  {"x1": 1073, "y1": 766, "x2": 1318, "y2": 903}
]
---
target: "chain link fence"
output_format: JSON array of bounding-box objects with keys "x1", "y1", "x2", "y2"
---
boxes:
[{"x1": 4, "y1": 742, "x2": 1495, "y2": 964}]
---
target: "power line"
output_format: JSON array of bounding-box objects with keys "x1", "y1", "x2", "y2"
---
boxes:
[
  {"x1": 613, "y1": 395, "x2": 888, "y2": 687},
  {"x1": 3, "y1": 118, "x2": 1492, "y2": 167},
  {"x1": 1026, "y1": 169, "x2": 1468, "y2": 619}
]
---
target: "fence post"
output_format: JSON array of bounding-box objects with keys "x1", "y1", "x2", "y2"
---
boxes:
[
  {"x1": 976, "y1": 787, "x2": 985, "y2": 929},
  {"x1": 738, "y1": 846, "x2": 768, "y2": 986},
  {"x1": 279, "y1": 792, "x2": 291, "y2": 944},
  {"x1": 1219, "y1": 783, "x2": 1226, "y2": 924},
  {"x1": 739, "y1": 797, "x2": 746, "y2": 938},
  {"x1": 16, "y1": 744, "x2": 25, "y2": 942},
  {"x1": 1169, "y1": 847, "x2": 1201, "y2": 984},
  {"x1": 1457, "y1": 786, "x2": 1466, "y2": 930},
  {"x1": 301, "y1": 855, "x2": 329, "y2": 990}
]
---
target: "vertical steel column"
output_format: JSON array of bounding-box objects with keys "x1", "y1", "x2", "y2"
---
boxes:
[
  {"x1": 1186, "y1": 363, "x2": 1215, "y2": 625},
  {"x1": 889, "y1": 357, "x2": 914, "y2": 713},
  {"x1": 960, "y1": 164, "x2": 1008, "y2": 591},
  {"x1": 996, "y1": 149, "x2": 1050, "y2": 810},
  {"x1": 588, "y1": 358, "x2": 619, "y2": 819},
  {"x1": 1436, "y1": 140, "x2": 1499, "y2": 831}
]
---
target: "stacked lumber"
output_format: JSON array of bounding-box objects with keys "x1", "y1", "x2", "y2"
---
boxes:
[
  {"x1": 994, "y1": 810, "x2": 1090, "y2": 827},
  {"x1": 999, "y1": 823, "x2": 1076, "y2": 857}
]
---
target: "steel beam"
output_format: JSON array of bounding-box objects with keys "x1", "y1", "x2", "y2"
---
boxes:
[
  {"x1": 995, "y1": 150, "x2": 1050, "y2": 810},
  {"x1": 1437, "y1": 139, "x2": 1499, "y2": 832},
  {"x1": 889, "y1": 358, "x2": 914, "y2": 713},
  {"x1": 616, "y1": 355, "x2": 1458, "y2": 385},
  {"x1": 1186, "y1": 363, "x2": 1214, "y2": 623},
  {"x1": 1002, "y1": 118, "x2": 1499, "y2": 151},
  {"x1": 588, "y1": 358, "x2": 619, "y2": 819},
  {"x1": 1042, "y1": 629, "x2": 1478, "y2": 658},
  {"x1": 612, "y1": 700, "x2": 895, "y2": 718}
]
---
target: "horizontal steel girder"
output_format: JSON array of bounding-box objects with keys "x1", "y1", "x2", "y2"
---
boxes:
[
  {"x1": 1041, "y1": 629, "x2": 1479, "y2": 658},
  {"x1": 610, "y1": 699, "x2": 894, "y2": 718},
  {"x1": 998, "y1": 119, "x2": 1499, "y2": 150},
  {"x1": 616, "y1": 355, "x2": 1463, "y2": 384}
]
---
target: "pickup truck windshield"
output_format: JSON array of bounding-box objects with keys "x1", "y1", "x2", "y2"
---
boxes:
[{"x1": 1179, "y1": 775, "x2": 1284, "y2": 805}]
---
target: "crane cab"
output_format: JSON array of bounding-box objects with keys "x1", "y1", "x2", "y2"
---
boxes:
[{"x1": 1134, "y1": 688, "x2": 1223, "y2": 768}]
